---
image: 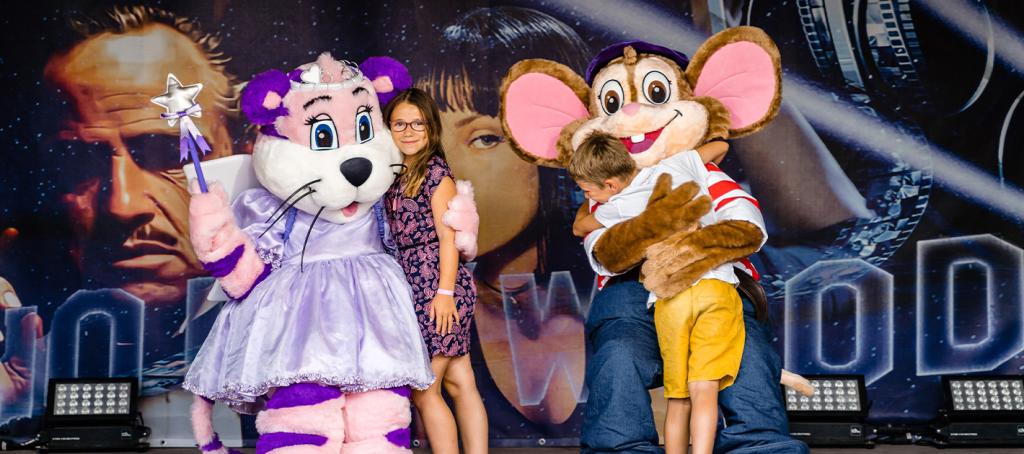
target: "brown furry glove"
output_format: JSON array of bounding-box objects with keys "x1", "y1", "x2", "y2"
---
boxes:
[
  {"x1": 592, "y1": 174, "x2": 711, "y2": 274},
  {"x1": 641, "y1": 220, "x2": 764, "y2": 299}
]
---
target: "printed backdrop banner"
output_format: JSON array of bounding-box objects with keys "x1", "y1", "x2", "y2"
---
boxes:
[{"x1": 1, "y1": 0, "x2": 1022, "y2": 447}]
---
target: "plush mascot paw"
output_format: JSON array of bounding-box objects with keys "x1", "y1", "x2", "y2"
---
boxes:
[
  {"x1": 442, "y1": 179, "x2": 479, "y2": 261},
  {"x1": 641, "y1": 220, "x2": 764, "y2": 299},
  {"x1": 188, "y1": 180, "x2": 230, "y2": 215},
  {"x1": 188, "y1": 181, "x2": 243, "y2": 263}
]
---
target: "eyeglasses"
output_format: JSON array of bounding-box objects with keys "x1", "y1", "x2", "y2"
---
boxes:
[{"x1": 390, "y1": 120, "x2": 426, "y2": 132}]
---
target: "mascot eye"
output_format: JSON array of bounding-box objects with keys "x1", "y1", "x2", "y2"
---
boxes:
[
  {"x1": 355, "y1": 110, "x2": 374, "y2": 144},
  {"x1": 642, "y1": 71, "x2": 671, "y2": 104},
  {"x1": 599, "y1": 80, "x2": 625, "y2": 115},
  {"x1": 309, "y1": 118, "x2": 339, "y2": 150}
]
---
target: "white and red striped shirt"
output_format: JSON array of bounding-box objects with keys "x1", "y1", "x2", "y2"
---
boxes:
[{"x1": 584, "y1": 150, "x2": 765, "y2": 293}]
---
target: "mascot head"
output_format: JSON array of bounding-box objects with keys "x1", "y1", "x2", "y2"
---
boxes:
[
  {"x1": 239, "y1": 53, "x2": 411, "y2": 224},
  {"x1": 500, "y1": 26, "x2": 782, "y2": 169}
]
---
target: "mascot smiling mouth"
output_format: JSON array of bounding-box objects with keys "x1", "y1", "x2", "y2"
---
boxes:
[
  {"x1": 618, "y1": 110, "x2": 681, "y2": 154},
  {"x1": 342, "y1": 201, "x2": 360, "y2": 216}
]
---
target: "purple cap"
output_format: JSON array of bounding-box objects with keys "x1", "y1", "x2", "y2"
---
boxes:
[{"x1": 585, "y1": 40, "x2": 690, "y2": 84}]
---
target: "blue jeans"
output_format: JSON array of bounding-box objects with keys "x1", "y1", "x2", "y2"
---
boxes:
[{"x1": 580, "y1": 280, "x2": 808, "y2": 454}]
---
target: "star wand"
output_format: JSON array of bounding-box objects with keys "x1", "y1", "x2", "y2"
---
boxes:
[{"x1": 151, "y1": 74, "x2": 212, "y2": 193}]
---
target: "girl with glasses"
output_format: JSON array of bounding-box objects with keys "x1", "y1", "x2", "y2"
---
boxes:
[{"x1": 383, "y1": 88, "x2": 487, "y2": 454}]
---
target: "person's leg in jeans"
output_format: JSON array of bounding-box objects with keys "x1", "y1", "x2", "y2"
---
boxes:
[
  {"x1": 581, "y1": 280, "x2": 664, "y2": 454},
  {"x1": 714, "y1": 293, "x2": 809, "y2": 454}
]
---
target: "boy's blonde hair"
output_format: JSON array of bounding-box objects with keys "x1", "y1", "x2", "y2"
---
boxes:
[{"x1": 568, "y1": 132, "x2": 637, "y2": 186}]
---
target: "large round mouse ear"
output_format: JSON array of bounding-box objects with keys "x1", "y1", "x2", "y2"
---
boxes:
[
  {"x1": 500, "y1": 59, "x2": 590, "y2": 168},
  {"x1": 240, "y1": 69, "x2": 291, "y2": 125},
  {"x1": 360, "y1": 56, "x2": 411, "y2": 107},
  {"x1": 687, "y1": 26, "x2": 782, "y2": 138}
]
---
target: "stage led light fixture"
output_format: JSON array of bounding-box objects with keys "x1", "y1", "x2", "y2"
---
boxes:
[
  {"x1": 49, "y1": 380, "x2": 134, "y2": 417},
  {"x1": 934, "y1": 375, "x2": 1024, "y2": 447},
  {"x1": 784, "y1": 374, "x2": 873, "y2": 447},
  {"x1": 784, "y1": 375, "x2": 868, "y2": 419},
  {"x1": 944, "y1": 375, "x2": 1024, "y2": 415},
  {"x1": 38, "y1": 377, "x2": 150, "y2": 452}
]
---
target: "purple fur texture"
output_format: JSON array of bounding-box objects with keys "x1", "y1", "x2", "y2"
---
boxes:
[
  {"x1": 203, "y1": 245, "x2": 245, "y2": 278},
  {"x1": 256, "y1": 432, "x2": 327, "y2": 454},
  {"x1": 387, "y1": 386, "x2": 411, "y2": 398},
  {"x1": 265, "y1": 383, "x2": 342, "y2": 409},
  {"x1": 240, "y1": 69, "x2": 291, "y2": 125},
  {"x1": 259, "y1": 124, "x2": 286, "y2": 139},
  {"x1": 359, "y1": 56, "x2": 411, "y2": 106},
  {"x1": 200, "y1": 434, "x2": 223, "y2": 452},
  {"x1": 385, "y1": 427, "x2": 411, "y2": 448}
]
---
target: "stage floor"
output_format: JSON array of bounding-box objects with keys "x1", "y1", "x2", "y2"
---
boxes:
[{"x1": 10, "y1": 447, "x2": 1023, "y2": 453}]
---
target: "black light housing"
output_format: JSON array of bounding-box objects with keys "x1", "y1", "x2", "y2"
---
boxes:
[
  {"x1": 783, "y1": 374, "x2": 874, "y2": 447},
  {"x1": 933, "y1": 374, "x2": 1024, "y2": 447},
  {"x1": 38, "y1": 377, "x2": 149, "y2": 452},
  {"x1": 783, "y1": 374, "x2": 869, "y2": 421},
  {"x1": 941, "y1": 375, "x2": 1024, "y2": 419}
]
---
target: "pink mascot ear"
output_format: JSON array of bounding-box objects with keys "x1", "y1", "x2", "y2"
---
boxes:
[
  {"x1": 500, "y1": 59, "x2": 590, "y2": 168},
  {"x1": 360, "y1": 56, "x2": 411, "y2": 107},
  {"x1": 688, "y1": 26, "x2": 782, "y2": 137},
  {"x1": 240, "y1": 70, "x2": 291, "y2": 125}
]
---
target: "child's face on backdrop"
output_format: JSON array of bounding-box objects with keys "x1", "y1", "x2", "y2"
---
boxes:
[{"x1": 390, "y1": 102, "x2": 429, "y2": 157}]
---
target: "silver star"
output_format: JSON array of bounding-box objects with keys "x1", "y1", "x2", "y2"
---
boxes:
[{"x1": 151, "y1": 73, "x2": 203, "y2": 125}]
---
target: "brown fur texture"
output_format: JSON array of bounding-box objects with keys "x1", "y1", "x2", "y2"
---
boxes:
[
  {"x1": 694, "y1": 96, "x2": 732, "y2": 142},
  {"x1": 641, "y1": 220, "x2": 764, "y2": 299},
  {"x1": 556, "y1": 118, "x2": 589, "y2": 167},
  {"x1": 499, "y1": 59, "x2": 590, "y2": 168},
  {"x1": 685, "y1": 26, "x2": 782, "y2": 138},
  {"x1": 592, "y1": 176, "x2": 710, "y2": 274}
]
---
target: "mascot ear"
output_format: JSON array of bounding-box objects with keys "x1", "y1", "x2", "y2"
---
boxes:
[
  {"x1": 240, "y1": 69, "x2": 291, "y2": 125},
  {"x1": 500, "y1": 59, "x2": 591, "y2": 169},
  {"x1": 686, "y1": 26, "x2": 782, "y2": 138},
  {"x1": 360, "y1": 56, "x2": 412, "y2": 107}
]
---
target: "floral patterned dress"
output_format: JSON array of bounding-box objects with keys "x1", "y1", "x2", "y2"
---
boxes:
[{"x1": 385, "y1": 155, "x2": 477, "y2": 357}]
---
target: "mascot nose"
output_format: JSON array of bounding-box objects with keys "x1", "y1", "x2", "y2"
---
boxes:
[
  {"x1": 621, "y1": 103, "x2": 642, "y2": 116},
  {"x1": 340, "y1": 157, "x2": 373, "y2": 187}
]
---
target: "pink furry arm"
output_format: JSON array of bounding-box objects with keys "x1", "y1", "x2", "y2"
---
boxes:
[
  {"x1": 191, "y1": 396, "x2": 233, "y2": 454},
  {"x1": 441, "y1": 180, "x2": 479, "y2": 261},
  {"x1": 189, "y1": 182, "x2": 270, "y2": 299}
]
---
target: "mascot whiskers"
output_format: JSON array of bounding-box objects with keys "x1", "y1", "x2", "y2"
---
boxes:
[{"x1": 182, "y1": 53, "x2": 437, "y2": 454}]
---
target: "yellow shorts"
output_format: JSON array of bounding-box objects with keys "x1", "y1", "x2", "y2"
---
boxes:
[{"x1": 655, "y1": 279, "x2": 745, "y2": 399}]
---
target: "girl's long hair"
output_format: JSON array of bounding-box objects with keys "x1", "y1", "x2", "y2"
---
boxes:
[
  {"x1": 383, "y1": 88, "x2": 446, "y2": 198},
  {"x1": 415, "y1": 6, "x2": 593, "y2": 281}
]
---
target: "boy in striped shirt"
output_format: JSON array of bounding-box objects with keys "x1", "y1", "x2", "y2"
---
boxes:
[{"x1": 569, "y1": 132, "x2": 766, "y2": 454}]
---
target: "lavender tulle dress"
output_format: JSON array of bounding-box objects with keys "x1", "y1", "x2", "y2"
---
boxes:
[{"x1": 183, "y1": 188, "x2": 434, "y2": 414}]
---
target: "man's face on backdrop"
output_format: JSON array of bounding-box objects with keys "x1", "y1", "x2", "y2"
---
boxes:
[{"x1": 43, "y1": 24, "x2": 233, "y2": 306}]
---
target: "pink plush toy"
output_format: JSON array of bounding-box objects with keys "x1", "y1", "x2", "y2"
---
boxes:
[{"x1": 442, "y1": 179, "x2": 479, "y2": 261}]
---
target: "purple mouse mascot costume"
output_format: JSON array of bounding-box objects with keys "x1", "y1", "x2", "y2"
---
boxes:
[{"x1": 182, "y1": 54, "x2": 433, "y2": 454}]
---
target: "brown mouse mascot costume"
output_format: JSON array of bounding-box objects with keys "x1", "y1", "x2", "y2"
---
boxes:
[{"x1": 499, "y1": 26, "x2": 811, "y2": 454}]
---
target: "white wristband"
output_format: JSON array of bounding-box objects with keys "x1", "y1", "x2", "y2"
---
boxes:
[{"x1": 437, "y1": 288, "x2": 454, "y2": 296}]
